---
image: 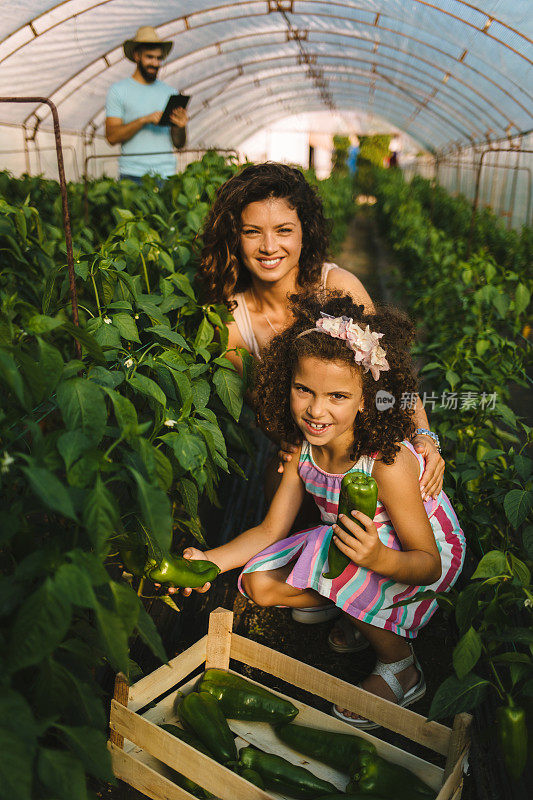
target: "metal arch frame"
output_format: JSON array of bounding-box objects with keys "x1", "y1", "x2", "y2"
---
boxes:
[
  {"x1": 1, "y1": 0, "x2": 530, "y2": 62},
  {"x1": 193, "y1": 90, "x2": 444, "y2": 151},
  {"x1": 186, "y1": 65, "x2": 486, "y2": 141},
  {"x1": 14, "y1": 2, "x2": 532, "y2": 131},
  {"x1": 34, "y1": 17, "x2": 531, "y2": 150},
  {"x1": 175, "y1": 51, "x2": 506, "y2": 134},
  {"x1": 192, "y1": 86, "x2": 451, "y2": 150}
]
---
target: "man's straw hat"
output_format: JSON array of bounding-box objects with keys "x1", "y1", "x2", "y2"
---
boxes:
[{"x1": 123, "y1": 26, "x2": 173, "y2": 62}]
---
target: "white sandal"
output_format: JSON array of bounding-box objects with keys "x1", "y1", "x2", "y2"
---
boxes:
[
  {"x1": 331, "y1": 645, "x2": 426, "y2": 730},
  {"x1": 291, "y1": 604, "x2": 341, "y2": 624},
  {"x1": 328, "y1": 614, "x2": 370, "y2": 654}
]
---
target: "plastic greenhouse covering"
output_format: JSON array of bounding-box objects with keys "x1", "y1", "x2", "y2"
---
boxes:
[{"x1": 0, "y1": 1, "x2": 530, "y2": 147}]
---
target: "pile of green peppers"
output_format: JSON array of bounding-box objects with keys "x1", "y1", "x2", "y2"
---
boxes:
[
  {"x1": 120, "y1": 544, "x2": 220, "y2": 589},
  {"x1": 323, "y1": 471, "x2": 379, "y2": 579}
]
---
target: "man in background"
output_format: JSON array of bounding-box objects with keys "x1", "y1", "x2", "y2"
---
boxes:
[{"x1": 105, "y1": 26, "x2": 187, "y2": 182}]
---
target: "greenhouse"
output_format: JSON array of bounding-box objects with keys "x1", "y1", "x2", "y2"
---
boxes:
[{"x1": 0, "y1": 3, "x2": 531, "y2": 800}]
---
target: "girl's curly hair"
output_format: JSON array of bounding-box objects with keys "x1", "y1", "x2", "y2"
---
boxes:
[
  {"x1": 197, "y1": 163, "x2": 330, "y2": 306},
  {"x1": 254, "y1": 292, "x2": 418, "y2": 464}
]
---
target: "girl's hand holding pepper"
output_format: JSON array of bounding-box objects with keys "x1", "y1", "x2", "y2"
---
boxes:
[
  {"x1": 179, "y1": 547, "x2": 213, "y2": 596},
  {"x1": 333, "y1": 510, "x2": 384, "y2": 572}
]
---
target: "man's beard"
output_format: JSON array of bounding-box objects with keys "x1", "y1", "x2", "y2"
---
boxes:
[{"x1": 139, "y1": 63, "x2": 158, "y2": 83}]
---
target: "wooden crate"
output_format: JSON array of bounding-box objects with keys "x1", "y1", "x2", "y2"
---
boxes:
[{"x1": 109, "y1": 607, "x2": 470, "y2": 800}]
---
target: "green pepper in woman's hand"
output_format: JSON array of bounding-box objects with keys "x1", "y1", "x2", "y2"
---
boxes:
[{"x1": 323, "y1": 471, "x2": 378, "y2": 579}]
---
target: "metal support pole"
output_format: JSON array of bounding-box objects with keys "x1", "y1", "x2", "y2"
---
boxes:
[{"x1": 0, "y1": 97, "x2": 80, "y2": 357}]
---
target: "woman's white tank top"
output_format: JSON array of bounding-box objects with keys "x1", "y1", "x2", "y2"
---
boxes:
[{"x1": 231, "y1": 262, "x2": 336, "y2": 359}]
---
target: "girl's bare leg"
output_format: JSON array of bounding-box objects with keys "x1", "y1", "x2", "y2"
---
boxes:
[
  {"x1": 335, "y1": 618, "x2": 420, "y2": 719},
  {"x1": 241, "y1": 563, "x2": 334, "y2": 609}
]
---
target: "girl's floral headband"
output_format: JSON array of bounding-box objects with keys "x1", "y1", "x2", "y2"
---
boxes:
[{"x1": 296, "y1": 313, "x2": 390, "y2": 381}]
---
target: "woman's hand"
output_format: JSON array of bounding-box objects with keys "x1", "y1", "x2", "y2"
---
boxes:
[
  {"x1": 333, "y1": 511, "x2": 384, "y2": 572},
  {"x1": 277, "y1": 440, "x2": 298, "y2": 474},
  {"x1": 412, "y1": 435, "x2": 445, "y2": 500}
]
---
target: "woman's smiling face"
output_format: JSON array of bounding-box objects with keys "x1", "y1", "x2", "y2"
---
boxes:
[
  {"x1": 290, "y1": 355, "x2": 364, "y2": 448},
  {"x1": 239, "y1": 197, "x2": 303, "y2": 283}
]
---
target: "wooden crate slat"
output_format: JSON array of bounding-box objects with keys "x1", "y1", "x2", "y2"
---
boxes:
[
  {"x1": 110, "y1": 700, "x2": 274, "y2": 800},
  {"x1": 205, "y1": 607, "x2": 232, "y2": 669},
  {"x1": 109, "y1": 742, "x2": 201, "y2": 800},
  {"x1": 127, "y1": 636, "x2": 207, "y2": 712},
  {"x1": 436, "y1": 746, "x2": 468, "y2": 800},
  {"x1": 229, "y1": 632, "x2": 452, "y2": 755}
]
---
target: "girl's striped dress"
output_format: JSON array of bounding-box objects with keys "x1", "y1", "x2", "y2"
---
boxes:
[{"x1": 239, "y1": 440, "x2": 465, "y2": 639}]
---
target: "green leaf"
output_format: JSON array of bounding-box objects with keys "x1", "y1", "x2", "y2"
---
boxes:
[
  {"x1": 522, "y1": 525, "x2": 533, "y2": 560},
  {"x1": 57, "y1": 430, "x2": 92, "y2": 470},
  {"x1": 62, "y1": 320, "x2": 106, "y2": 364},
  {"x1": 471, "y1": 550, "x2": 507, "y2": 579},
  {"x1": 213, "y1": 367, "x2": 243, "y2": 421},
  {"x1": 0, "y1": 351, "x2": 26, "y2": 405},
  {"x1": 26, "y1": 314, "x2": 63, "y2": 334},
  {"x1": 110, "y1": 582, "x2": 140, "y2": 637},
  {"x1": 453, "y1": 627, "x2": 482, "y2": 680},
  {"x1": 53, "y1": 725, "x2": 113, "y2": 782},
  {"x1": 191, "y1": 378, "x2": 210, "y2": 409},
  {"x1": 8, "y1": 579, "x2": 72, "y2": 672},
  {"x1": 179, "y1": 478, "x2": 198, "y2": 516},
  {"x1": 445, "y1": 369, "x2": 460, "y2": 390},
  {"x1": 428, "y1": 673, "x2": 489, "y2": 721},
  {"x1": 37, "y1": 748, "x2": 88, "y2": 800},
  {"x1": 196, "y1": 419, "x2": 227, "y2": 457},
  {"x1": 56, "y1": 378, "x2": 107, "y2": 446},
  {"x1": 492, "y1": 292, "x2": 510, "y2": 317},
  {"x1": 113, "y1": 313, "x2": 140, "y2": 343},
  {"x1": 145, "y1": 324, "x2": 190, "y2": 350},
  {"x1": 127, "y1": 372, "x2": 166, "y2": 408},
  {"x1": 514, "y1": 282, "x2": 531, "y2": 316},
  {"x1": 83, "y1": 478, "x2": 119, "y2": 554},
  {"x1": 129, "y1": 468, "x2": 172, "y2": 552},
  {"x1": 22, "y1": 466, "x2": 77, "y2": 521},
  {"x1": 153, "y1": 446, "x2": 173, "y2": 491},
  {"x1": 455, "y1": 584, "x2": 480, "y2": 634},
  {"x1": 195, "y1": 317, "x2": 214, "y2": 349},
  {"x1": 504, "y1": 489, "x2": 533, "y2": 528},
  {"x1": 94, "y1": 600, "x2": 130, "y2": 676},
  {"x1": 0, "y1": 729, "x2": 33, "y2": 800},
  {"x1": 509, "y1": 554, "x2": 531, "y2": 586},
  {"x1": 94, "y1": 321, "x2": 122, "y2": 349},
  {"x1": 136, "y1": 604, "x2": 168, "y2": 664},
  {"x1": 53, "y1": 564, "x2": 97, "y2": 609},
  {"x1": 170, "y1": 271, "x2": 196, "y2": 300},
  {"x1": 161, "y1": 432, "x2": 207, "y2": 472},
  {"x1": 36, "y1": 337, "x2": 64, "y2": 397},
  {"x1": 104, "y1": 386, "x2": 139, "y2": 441}
]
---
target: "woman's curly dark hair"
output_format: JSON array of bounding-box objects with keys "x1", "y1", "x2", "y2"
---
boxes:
[
  {"x1": 254, "y1": 292, "x2": 418, "y2": 465},
  {"x1": 197, "y1": 163, "x2": 330, "y2": 306}
]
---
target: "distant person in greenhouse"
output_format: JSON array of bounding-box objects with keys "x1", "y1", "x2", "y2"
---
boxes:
[
  {"x1": 105, "y1": 26, "x2": 187, "y2": 182},
  {"x1": 346, "y1": 138, "x2": 359, "y2": 177},
  {"x1": 197, "y1": 162, "x2": 445, "y2": 643}
]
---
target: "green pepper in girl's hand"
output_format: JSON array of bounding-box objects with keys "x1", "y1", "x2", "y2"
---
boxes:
[
  {"x1": 323, "y1": 471, "x2": 378, "y2": 579},
  {"x1": 146, "y1": 554, "x2": 220, "y2": 588}
]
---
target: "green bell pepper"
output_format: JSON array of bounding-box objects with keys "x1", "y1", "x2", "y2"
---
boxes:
[
  {"x1": 275, "y1": 722, "x2": 375, "y2": 771},
  {"x1": 159, "y1": 724, "x2": 217, "y2": 799},
  {"x1": 198, "y1": 668, "x2": 298, "y2": 724},
  {"x1": 178, "y1": 691, "x2": 237, "y2": 765},
  {"x1": 496, "y1": 700, "x2": 528, "y2": 780},
  {"x1": 238, "y1": 745, "x2": 338, "y2": 798},
  {"x1": 145, "y1": 554, "x2": 220, "y2": 588},
  {"x1": 323, "y1": 471, "x2": 378, "y2": 579},
  {"x1": 348, "y1": 751, "x2": 435, "y2": 799}
]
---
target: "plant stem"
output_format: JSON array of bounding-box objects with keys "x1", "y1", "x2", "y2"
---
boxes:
[{"x1": 140, "y1": 252, "x2": 150, "y2": 294}]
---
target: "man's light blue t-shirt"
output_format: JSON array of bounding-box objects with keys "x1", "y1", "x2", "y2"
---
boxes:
[{"x1": 106, "y1": 78, "x2": 176, "y2": 178}]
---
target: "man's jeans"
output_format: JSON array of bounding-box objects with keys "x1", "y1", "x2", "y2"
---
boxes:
[{"x1": 119, "y1": 174, "x2": 143, "y2": 185}]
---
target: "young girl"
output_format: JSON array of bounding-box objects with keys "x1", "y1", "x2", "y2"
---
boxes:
[{"x1": 183, "y1": 293, "x2": 465, "y2": 728}]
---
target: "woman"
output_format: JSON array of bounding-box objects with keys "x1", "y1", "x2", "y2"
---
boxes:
[{"x1": 197, "y1": 162, "x2": 444, "y2": 640}]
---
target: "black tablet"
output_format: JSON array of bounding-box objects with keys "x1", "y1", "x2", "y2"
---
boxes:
[{"x1": 158, "y1": 94, "x2": 190, "y2": 126}]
